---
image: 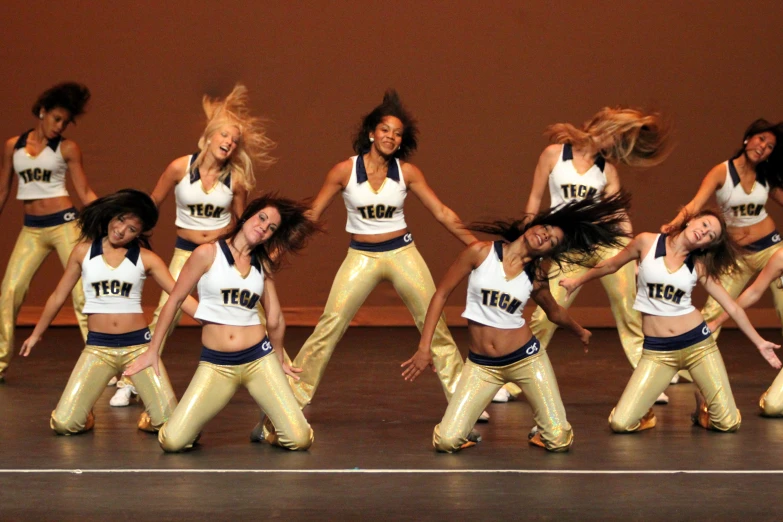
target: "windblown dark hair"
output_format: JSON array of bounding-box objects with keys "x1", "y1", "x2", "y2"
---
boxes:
[
  {"x1": 32, "y1": 82, "x2": 91, "y2": 123},
  {"x1": 352, "y1": 90, "x2": 418, "y2": 160},
  {"x1": 470, "y1": 191, "x2": 632, "y2": 281},
  {"x1": 221, "y1": 193, "x2": 323, "y2": 274},
  {"x1": 666, "y1": 208, "x2": 740, "y2": 280},
  {"x1": 77, "y1": 189, "x2": 159, "y2": 249},
  {"x1": 731, "y1": 118, "x2": 783, "y2": 190}
]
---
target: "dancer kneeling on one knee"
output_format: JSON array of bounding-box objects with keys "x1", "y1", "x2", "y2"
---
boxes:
[
  {"x1": 561, "y1": 209, "x2": 781, "y2": 434},
  {"x1": 20, "y1": 189, "x2": 198, "y2": 435},
  {"x1": 402, "y1": 192, "x2": 631, "y2": 452},
  {"x1": 125, "y1": 194, "x2": 320, "y2": 452}
]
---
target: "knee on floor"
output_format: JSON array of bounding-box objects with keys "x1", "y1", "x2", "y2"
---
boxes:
[
  {"x1": 760, "y1": 392, "x2": 783, "y2": 417},
  {"x1": 158, "y1": 427, "x2": 193, "y2": 453},
  {"x1": 432, "y1": 425, "x2": 463, "y2": 453},
  {"x1": 50, "y1": 410, "x2": 94, "y2": 436}
]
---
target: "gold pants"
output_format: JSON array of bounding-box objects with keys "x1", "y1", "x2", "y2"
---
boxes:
[
  {"x1": 51, "y1": 343, "x2": 177, "y2": 434},
  {"x1": 433, "y1": 350, "x2": 573, "y2": 452},
  {"x1": 0, "y1": 222, "x2": 89, "y2": 377},
  {"x1": 289, "y1": 243, "x2": 463, "y2": 407},
  {"x1": 760, "y1": 369, "x2": 783, "y2": 417},
  {"x1": 609, "y1": 337, "x2": 741, "y2": 433},
  {"x1": 702, "y1": 243, "x2": 783, "y2": 339},
  {"x1": 159, "y1": 353, "x2": 312, "y2": 452}
]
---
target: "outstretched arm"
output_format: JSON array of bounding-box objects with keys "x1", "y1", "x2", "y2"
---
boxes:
[
  {"x1": 62, "y1": 141, "x2": 97, "y2": 205},
  {"x1": 261, "y1": 276, "x2": 298, "y2": 379},
  {"x1": 662, "y1": 165, "x2": 723, "y2": 232},
  {"x1": 531, "y1": 273, "x2": 591, "y2": 349},
  {"x1": 143, "y1": 249, "x2": 200, "y2": 318},
  {"x1": 149, "y1": 156, "x2": 187, "y2": 207},
  {"x1": 307, "y1": 160, "x2": 349, "y2": 222}
]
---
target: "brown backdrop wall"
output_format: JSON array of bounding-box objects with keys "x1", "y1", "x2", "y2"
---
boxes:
[{"x1": 1, "y1": 1, "x2": 782, "y2": 326}]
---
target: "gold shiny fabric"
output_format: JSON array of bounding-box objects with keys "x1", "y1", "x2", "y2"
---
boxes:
[
  {"x1": 50, "y1": 342, "x2": 177, "y2": 434},
  {"x1": 158, "y1": 353, "x2": 312, "y2": 452},
  {"x1": 609, "y1": 336, "x2": 741, "y2": 433},
  {"x1": 0, "y1": 222, "x2": 88, "y2": 377},
  {"x1": 759, "y1": 369, "x2": 783, "y2": 416},
  {"x1": 702, "y1": 243, "x2": 783, "y2": 339},
  {"x1": 433, "y1": 350, "x2": 572, "y2": 452},
  {"x1": 289, "y1": 243, "x2": 463, "y2": 407}
]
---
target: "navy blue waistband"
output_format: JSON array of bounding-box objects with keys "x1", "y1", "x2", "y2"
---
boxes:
[
  {"x1": 350, "y1": 233, "x2": 413, "y2": 252},
  {"x1": 743, "y1": 230, "x2": 782, "y2": 253},
  {"x1": 643, "y1": 322, "x2": 712, "y2": 351},
  {"x1": 175, "y1": 236, "x2": 200, "y2": 252},
  {"x1": 86, "y1": 328, "x2": 151, "y2": 347},
  {"x1": 468, "y1": 336, "x2": 541, "y2": 367},
  {"x1": 24, "y1": 207, "x2": 78, "y2": 228},
  {"x1": 200, "y1": 336, "x2": 273, "y2": 365}
]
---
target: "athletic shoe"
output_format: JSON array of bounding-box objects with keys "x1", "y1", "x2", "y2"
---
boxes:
[
  {"x1": 492, "y1": 388, "x2": 512, "y2": 403},
  {"x1": 109, "y1": 382, "x2": 137, "y2": 407},
  {"x1": 478, "y1": 410, "x2": 490, "y2": 423},
  {"x1": 655, "y1": 392, "x2": 669, "y2": 405},
  {"x1": 108, "y1": 376, "x2": 118, "y2": 386}
]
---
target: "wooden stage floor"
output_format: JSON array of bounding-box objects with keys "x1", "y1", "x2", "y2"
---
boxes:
[{"x1": 2, "y1": 326, "x2": 783, "y2": 520}]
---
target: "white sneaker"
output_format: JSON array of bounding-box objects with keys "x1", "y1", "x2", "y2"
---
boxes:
[
  {"x1": 655, "y1": 392, "x2": 669, "y2": 405},
  {"x1": 478, "y1": 410, "x2": 490, "y2": 423},
  {"x1": 110, "y1": 383, "x2": 137, "y2": 407},
  {"x1": 670, "y1": 373, "x2": 680, "y2": 385},
  {"x1": 492, "y1": 388, "x2": 512, "y2": 403},
  {"x1": 107, "y1": 376, "x2": 118, "y2": 386}
]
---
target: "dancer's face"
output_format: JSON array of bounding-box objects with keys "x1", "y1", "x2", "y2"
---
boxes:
[
  {"x1": 39, "y1": 107, "x2": 72, "y2": 140},
  {"x1": 523, "y1": 224, "x2": 564, "y2": 256},
  {"x1": 107, "y1": 213, "x2": 143, "y2": 247},
  {"x1": 243, "y1": 206, "x2": 281, "y2": 245},
  {"x1": 369, "y1": 116, "x2": 403, "y2": 156},
  {"x1": 684, "y1": 214, "x2": 721, "y2": 249},
  {"x1": 209, "y1": 124, "x2": 241, "y2": 162},
  {"x1": 744, "y1": 131, "x2": 776, "y2": 164}
]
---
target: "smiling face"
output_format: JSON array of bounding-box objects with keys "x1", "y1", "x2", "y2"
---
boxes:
[
  {"x1": 523, "y1": 224, "x2": 565, "y2": 256},
  {"x1": 243, "y1": 206, "x2": 282, "y2": 246},
  {"x1": 369, "y1": 116, "x2": 403, "y2": 156},
  {"x1": 744, "y1": 131, "x2": 776, "y2": 165},
  {"x1": 39, "y1": 107, "x2": 73, "y2": 140},
  {"x1": 684, "y1": 214, "x2": 722, "y2": 249},
  {"x1": 208, "y1": 124, "x2": 241, "y2": 162},
  {"x1": 107, "y1": 213, "x2": 143, "y2": 247}
]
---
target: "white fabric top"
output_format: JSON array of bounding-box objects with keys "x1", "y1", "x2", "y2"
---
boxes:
[
  {"x1": 634, "y1": 234, "x2": 698, "y2": 316},
  {"x1": 342, "y1": 155, "x2": 408, "y2": 234},
  {"x1": 13, "y1": 130, "x2": 69, "y2": 200},
  {"x1": 715, "y1": 160, "x2": 769, "y2": 227},
  {"x1": 175, "y1": 154, "x2": 234, "y2": 230},
  {"x1": 195, "y1": 240, "x2": 264, "y2": 326},
  {"x1": 81, "y1": 239, "x2": 146, "y2": 314},
  {"x1": 462, "y1": 242, "x2": 534, "y2": 329},
  {"x1": 548, "y1": 144, "x2": 607, "y2": 208}
]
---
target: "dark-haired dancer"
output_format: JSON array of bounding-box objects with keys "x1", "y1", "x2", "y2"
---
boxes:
[
  {"x1": 561, "y1": 210, "x2": 781, "y2": 433},
  {"x1": 0, "y1": 82, "x2": 97, "y2": 382},
  {"x1": 110, "y1": 83, "x2": 276, "y2": 406},
  {"x1": 20, "y1": 190, "x2": 197, "y2": 434},
  {"x1": 496, "y1": 107, "x2": 673, "y2": 403},
  {"x1": 126, "y1": 195, "x2": 319, "y2": 452},
  {"x1": 403, "y1": 193, "x2": 631, "y2": 452},
  {"x1": 285, "y1": 90, "x2": 477, "y2": 414},
  {"x1": 663, "y1": 119, "x2": 783, "y2": 343}
]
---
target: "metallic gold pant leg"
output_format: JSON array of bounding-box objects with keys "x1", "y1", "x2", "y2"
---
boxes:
[
  {"x1": 51, "y1": 221, "x2": 88, "y2": 341},
  {"x1": 0, "y1": 227, "x2": 53, "y2": 376},
  {"x1": 686, "y1": 343, "x2": 741, "y2": 432},
  {"x1": 610, "y1": 353, "x2": 678, "y2": 433},
  {"x1": 290, "y1": 249, "x2": 382, "y2": 407},
  {"x1": 244, "y1": 355, "x2": 313, "y2": 450},
  {"x1": 149, "y1": 248, "x2": 192, "y2": 355},
  {"x1": 701, "y1": 258, "x2": 755, "y2": 340},
  {"x1": 159, "y1": 362, "x2": 239, "y2": 452},
  {"x1": 529, "y1": 262, "x2": 588, "y2": 349},
  {"x1": 129, "y1": 357, "x2": 178, "y2": 433},
  {"x1": 389, "y1": 245, "x2": 463, "y2": 401},
  {"x1": 433, "y1": 360, "x2": 502, "y2": 452},
  {"x1": 759, "y1": 369, "x2": 783, "y2": 416},
  {"x1": 50, "y1": 347, "x2": 120, "y2": 434}
]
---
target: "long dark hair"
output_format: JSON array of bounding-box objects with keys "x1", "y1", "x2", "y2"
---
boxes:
[
  {"x1": 78, "y1": 189, "x2": 159, "y2": 249},
  {"x1": 667, "y1": 208, "x2": 740, "y2": 279},
  {"x1": 352, "y1": 90, "x2": 418, "y2": 160},
  {"x1": 732, "y1": 118, "x2": 783, "y2": 190},
  {"x1": 32, "y1": 82, "x2": 91, "y2": 123},
  {"x1": 221, "y1": 193, "x2": 322, "y2": 274},
  {"x1": 470, "y1": 191, "x2": 632, "y2": 281}
]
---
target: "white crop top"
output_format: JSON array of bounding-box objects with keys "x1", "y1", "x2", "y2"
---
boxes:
[
  {"x1": 342, "y1": 155, "x2": 408, "y2": 234},
  {"x1": 13, "y1": 130, "x2": 69, "y2": 201},
  {"x1": 548, "y1": 144, "x2": 607, "y2": 208},
  {"x1": 195, "y1": 240, "x2": 264, "y2": 326},
  {"x1": 714, "y1": 160, "x2": 769, "y2": 227},
  {"x1": 81, "y1": 240, "x2": 146, "y2": 314},
  {"x1": 175, "y1": 154, "x2": 234, "y2": 230},
  {"x1": 634, "y1": 234, "x2": 698, "y2": 316},
  {"x1": 462, "y1": 242, "x2": 535, "y2": 329}
]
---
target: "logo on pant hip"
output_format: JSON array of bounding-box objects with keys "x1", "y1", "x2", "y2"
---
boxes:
[
  {"x1": 261, "y1": 339, "x2": 272, "y2": 352},
  {"x1": 63, "y1": 212, "x2": 76, "y2": 222},
  {"x1": 773, "y1": 233, "x2": 781, "y2": 243},
  {"x1": 702, "y1": 325, "x2": 711, "y2": 336},
  {"x1": 144, "y1": 330, "x2": 152, "y2": 341},
  {"x1": 526, "y1": 341, "x2": 539, "y2": 356},
  {"x1": 404, "y1": 233, "x2": 412, "y2": 243}
]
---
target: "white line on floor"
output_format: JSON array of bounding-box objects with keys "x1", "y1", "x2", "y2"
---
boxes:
[{"x1": 1, "y1": 469, "x2": 783, "y2": 474}]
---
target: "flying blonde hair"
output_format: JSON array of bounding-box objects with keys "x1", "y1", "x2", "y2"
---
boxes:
[
  {"x1": 192, "y1": 84, "x2": 276, "y2": 191},
  {"x1": 545, "y1": 107, "x2": 673, "y2": 167}
]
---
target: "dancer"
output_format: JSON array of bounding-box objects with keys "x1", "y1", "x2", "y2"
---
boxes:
[
  {"x1": 663, "y1": 119, "x2": 783, "y2": 340},
  {"x1": 19, "y1": 190, "x2": 197, "y2": 434},
  {"x1": 125, "y1": 194, "x2": 319, "y2": 452},
  {"x1": 110, "y1": 83, "x2": 275, "y2": 406},
  {"x1": 561, "y1": 210, "x2": 781, "y2": 434},
  {"x1": 403, "y1": 193, "x2": 630, "y2": 452},
  {"x1": 495, "y1": 107, "x2": 673, "y2": 403},
  {"x1": 709, "y1": 248, "x2": 783, "y2": 416},
  {"x1": 286, "y1": 90, "x2": 477, "y2": 412},
  {"x1": 0, "y1": 82, "x2": 96, "y2": 382}
]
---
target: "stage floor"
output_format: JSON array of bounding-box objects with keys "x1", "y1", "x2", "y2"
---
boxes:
[{"x1": 2, "y1": 326, "x2": 783, "y2": 520}]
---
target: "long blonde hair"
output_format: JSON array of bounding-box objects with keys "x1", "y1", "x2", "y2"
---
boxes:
[
  {"x1": 192, "y1": 84, "x2": 276, "y2": 191},
  {"x1": 545, "y1": 107, "x2": 672, "y2": 167}
]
